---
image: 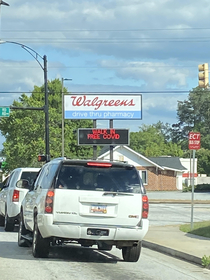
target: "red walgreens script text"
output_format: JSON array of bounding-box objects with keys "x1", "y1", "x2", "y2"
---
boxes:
[{"x1": 71, "y1": 95, "x2": 136, "y2": 110}]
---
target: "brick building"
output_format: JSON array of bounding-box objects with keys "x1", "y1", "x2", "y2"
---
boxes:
[{"x1": 97, "y1": 146, "x2": 187, "y2": 191}]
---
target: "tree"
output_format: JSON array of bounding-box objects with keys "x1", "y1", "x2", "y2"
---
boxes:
[
  {"x1": 172, "y1": 86, "x2": 210, "y2": 175},
  {"x1": 130, "y1": 122, "x2": 183, "y2": 157},
  {"x1": 0, "y1": 79, "x2": 93, "y2": 171},
  {"x1": 196, "y1": 148, "x2": 210, "y2": 176},
  {"x1": 172, "y1": 87, "x2": 210, "y2": 149}
]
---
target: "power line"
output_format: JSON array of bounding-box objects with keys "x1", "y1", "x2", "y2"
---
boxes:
[
  {"x1": 2, "y1": 27, "x2": 210, "y2": 32},
  {"x1": 0, "y1": 90, "x2": 190, "y2": 94},
  {"x1": 2, "y1": 38, "x2": 210, "y2": 44},
  {"x1": 0, "y1": 65, "x2": 198, "y2": 69}
]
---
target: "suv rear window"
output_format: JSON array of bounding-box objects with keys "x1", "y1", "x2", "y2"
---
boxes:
[
  {"x1": 56, "y1": 164, "x2": 144, "y2": 193},
  {"x1": 21, "y1": 171, "x2": 39, "y2": 185}
]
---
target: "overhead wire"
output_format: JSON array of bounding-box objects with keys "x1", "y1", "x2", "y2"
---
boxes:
[
  {"x1": 2, "y1": 27, "x2": 210, "y2": 31},
  {"x1": 0, "y1": 90, "x2": 190, "y2": 94}
]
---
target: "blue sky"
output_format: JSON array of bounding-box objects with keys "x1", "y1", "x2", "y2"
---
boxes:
[{"x1": 0, "y1": 0, "x2": 209, "y2": 150}]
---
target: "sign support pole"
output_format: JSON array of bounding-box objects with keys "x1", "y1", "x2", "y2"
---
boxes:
[
  {"x1": 110, "y1": 119, "x2": 113, "y2": 161},
  {"x1": 190, "y1": 149, "x2": 196, "y2": 230},
  {"x1": 93, "y1": 120, "x2": 97, "y2": 160},
  {"x1": 188, "y1": 132, "x2": 200, "y2": 230}
]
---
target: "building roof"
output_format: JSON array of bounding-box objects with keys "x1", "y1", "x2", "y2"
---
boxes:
[
  {"x1": 148, "y1": 156, "x2": 187, "y2": 172},
  {"x1": 98, "y1": 146, "x2": 187, "y2": 172}
]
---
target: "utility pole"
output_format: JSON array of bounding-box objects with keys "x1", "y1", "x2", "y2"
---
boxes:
[{"x1": 61, "y1": 78, "x2": 72, "y2": 157}]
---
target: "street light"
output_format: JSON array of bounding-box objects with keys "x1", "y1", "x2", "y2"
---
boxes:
[
  {"x1": 61, "y1": 78, "x2": 72, "y2": 157},
  {"x1": 0, "y1": 40, "x2": 50, "y2": 162}
]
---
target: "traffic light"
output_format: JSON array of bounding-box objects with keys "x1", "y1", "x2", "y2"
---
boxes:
[
  {"x1": 38, "y1": 155, "x2": 46, "y2": 162},
  {"x1": 0, "y1": 161, "x2": 8, "y2": 169},
  {"x1": 198, "y1": 63, "x2": 209, "y2": 88}
]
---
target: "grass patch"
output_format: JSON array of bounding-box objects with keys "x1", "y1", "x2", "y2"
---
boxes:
[
  {"x1": 180, "y1": 221, "x2": 210, "y2": 268},
  {"x1": 180, "y1": 221, "x2": 210, "y2": 238}
]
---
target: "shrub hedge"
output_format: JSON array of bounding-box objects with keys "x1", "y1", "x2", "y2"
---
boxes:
[{"x1": 183, "y1": 183, "x2": 210, "y2": 192}]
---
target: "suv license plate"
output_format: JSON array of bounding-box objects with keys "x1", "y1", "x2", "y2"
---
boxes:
[
  {"x1": 87, "y1": 228, "x2": 109, "y2": 236},
  {"x1": 90, "y1": 205, "x2": 107, "y2": 214}
]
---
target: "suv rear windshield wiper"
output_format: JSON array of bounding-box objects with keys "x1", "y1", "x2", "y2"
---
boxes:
[{"x1": 103, "y1": 191, "x2": 133, "y2": 196}]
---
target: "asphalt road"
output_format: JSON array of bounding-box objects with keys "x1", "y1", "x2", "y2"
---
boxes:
[
  {"x1": 0, "y1": 198, "x2": 210, "y2": 279},
  {"x1": 0, "y1": 226, "x2": 210, "y2": 280},
  {"x1": 149, "y1": 203, "x2": 210, "y2": 226}
]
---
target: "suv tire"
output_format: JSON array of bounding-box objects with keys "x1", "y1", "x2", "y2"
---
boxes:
[
  {"x1": 4, "y1": 209, "x2": 15, "y2": 232},
  {"x1": 122, "y1": 241, "x2": 141, "y2": 262},
  {"x1": 32, "y1": 215, "x2": 50, "y2": 258},
  {"x1": 18, "y1": 212, "x2": 31, "y2": 247},
  {"x1": 0, "y1": 214, "x2": 5, "y2": 226}
]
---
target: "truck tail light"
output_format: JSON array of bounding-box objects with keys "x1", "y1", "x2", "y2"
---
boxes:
[
  {"x1": 12, "y1": 190, "x2": 19, "y2": 202},
  {"x1": 45, "y1": 190, "x2": 54, "y2": 213},
  {"x1": 142, "y1": 195, "x2": 149, "y2": 219},
  {"x1": 87, "y1": 162, "x2": 112, "y2": 167}
]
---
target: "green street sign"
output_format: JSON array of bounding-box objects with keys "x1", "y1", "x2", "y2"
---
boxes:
[{"x1": 0, "y1": 107, "x2": 10, "y2": 117}]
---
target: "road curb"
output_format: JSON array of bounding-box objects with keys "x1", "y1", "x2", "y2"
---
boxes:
[{"x1": 142, "y1": 240, "x2": 202, "y2": 266}]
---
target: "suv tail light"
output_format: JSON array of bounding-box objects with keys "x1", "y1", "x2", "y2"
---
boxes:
[
  {"x1": 45, "y1": 190, "x2": 54, "y2": 213},
  {"x1": 142, "y1": 195, "x2": 149, "y2": 219},
  {"x1": 12, "y1": 190, "x2": 19, "y2": 202},
  {"x1": 87, "y1": 162, "x2": 112, "y2": 167}
]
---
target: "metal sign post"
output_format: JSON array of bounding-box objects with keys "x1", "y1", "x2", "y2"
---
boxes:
[
  {"x1": 188, "y1": 132, "x2": 201, "y2": 230},
  {"x1": 191, "y1": 149, "x2": 196, "y2": 230}
]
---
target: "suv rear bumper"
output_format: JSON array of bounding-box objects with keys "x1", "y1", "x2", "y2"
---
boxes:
[{"x1": 37, "y1": 214, "x2": 149, "y2": 241}]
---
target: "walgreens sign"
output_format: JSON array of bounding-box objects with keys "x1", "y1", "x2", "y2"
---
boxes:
[{"x1": 64, "y1": 94, "x2": 142, "y2": 120}]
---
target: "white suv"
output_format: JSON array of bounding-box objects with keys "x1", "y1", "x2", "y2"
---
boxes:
[
  {"x1": 19, "y1": 158, "x2": 149, "y2": 262},
  {"x1": 0, "y1": 167, "x2": 40, "y2": 231}
]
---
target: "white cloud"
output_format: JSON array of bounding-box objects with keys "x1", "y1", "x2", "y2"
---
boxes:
[
  {"x1": 99, "y1": 60, "x2": 190, "y2": 89},
  {"x1": 0, "y1": 0, "x2": 208, "y2": 150}
]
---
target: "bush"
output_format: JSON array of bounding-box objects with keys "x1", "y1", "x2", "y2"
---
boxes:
[
  {"x1": 182, "y1": 185, "x2": 192, "y2": 192},
  {"x1": 195, "y1": 183, "x2": 210, "y2": 192},
  {"x1": 202, "y1": 255, "x2": 210, "y2": 268},
  {"x1": 182, "y1": 183, "x2": 210, "y2": 192}
]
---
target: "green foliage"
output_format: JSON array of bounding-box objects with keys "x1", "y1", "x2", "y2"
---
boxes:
[
  {"x1": 182, "y1": 183, "x2": 210, "y2": 192},
  {"x1": 0, "y1": 79, "x2": 93, "y2": 172},
  {"x1": 195, "y1": 148, "x2": 210, "y2": 175},
  {"x1": 171, "y1": 87, "x2": 210, "y2": 175},
  {"x1": 130, "y1": 122, "x2": 183, "y2": 157},
  {"x1": 182, "y1": 185, "x2": 192, "y2": 192},
  {"x1": 195, "y1": 183, "x2": 210, "y2": 192},
  {"x1": 202, "y1": 255, "x2": 210, "y2": 268}
]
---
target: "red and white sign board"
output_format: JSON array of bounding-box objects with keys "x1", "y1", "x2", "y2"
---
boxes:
[
  {"x1": 188, "y1": 132, "x2": 201, "y2": 150},
  {"x1": 64, "y1": 94, "x2": 142, "y2": 120}
]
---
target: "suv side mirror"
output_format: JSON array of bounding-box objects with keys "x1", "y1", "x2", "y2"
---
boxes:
[{"x1": 16, "y1": 179, "x2": 30, "y2": 189}]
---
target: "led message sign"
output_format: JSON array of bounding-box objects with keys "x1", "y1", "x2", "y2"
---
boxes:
[{"x1": 78, "y1": 129, "x2": 129, "y2": 145}]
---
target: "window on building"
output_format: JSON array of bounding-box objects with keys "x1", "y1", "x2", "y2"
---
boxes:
[{"x1": 139, "y1": 170, "x2": 148, "y2": 185}]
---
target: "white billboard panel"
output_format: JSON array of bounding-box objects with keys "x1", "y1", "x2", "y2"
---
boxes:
[{"x1": 64, "y1": 94, "x2": 142, "y2": 120}]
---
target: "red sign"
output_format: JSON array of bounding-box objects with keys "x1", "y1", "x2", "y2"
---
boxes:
[
  {"x1": 188, "y1": 132, "x2": 201, "y2": 150},
  {"x1": 182, "y1": 173, "x2": 198, "y2": 178}
]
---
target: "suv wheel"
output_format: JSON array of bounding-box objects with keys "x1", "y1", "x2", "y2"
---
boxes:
[
  {"x1": 122, "y1": 241, "x2": 141, "y2": 262},
  {"x1": 18, "y1": 212, "x2": 30, "y2": 247},
  {"x1": 32, "y1": 215, "x2": 50, "y2": 258},
  {"x1": 4, "y1": 210, "x2": 15, "y2": 232},
  {"x1": 0, "y1": 214, "x2": 5, "y2": 226}
]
